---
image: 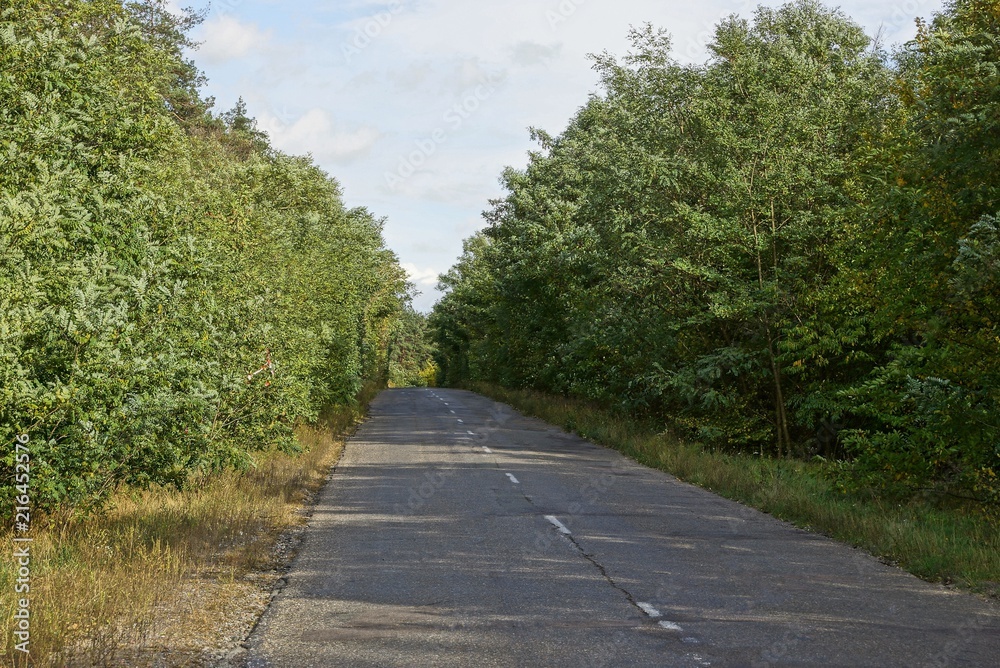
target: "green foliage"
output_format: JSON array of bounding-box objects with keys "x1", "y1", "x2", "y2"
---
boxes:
[
  {"x1": 0, "y1": 1, "x2": 407, "y2": 513},
  {"x1": 837, "y1": 0, "x2": 1000, "y2": 505},
  {"x1": 387, "y1": 307, "x2": 436, "y2": 387},
  {"x1": 432, "y1": 0, "x2": 1000, "y2": 510}
]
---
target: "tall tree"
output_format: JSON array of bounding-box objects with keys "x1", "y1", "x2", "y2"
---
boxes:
[
  {"x1": 0, "y1": 0, "x2": 409, "y2": 512},
  {"x1": 839, "y1": 0, "x2": 1000, "y2": 502}
]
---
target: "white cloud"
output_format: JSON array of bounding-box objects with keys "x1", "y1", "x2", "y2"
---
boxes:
[
  {"x1": 260, "y1": 109, "x2": 381, "y2": 163},
  {"x1": 402, "y1": 263, "x2": 441, "y2": 289},
  {"x1": 197, "y1": 15, "x2": 270, "y2": 64},
  {"x1": 510, "y1": 41, "x2": 562, "y2": 67},
  {"x1": 189, "y1": 0, "x2": 948, "y2": 314}
]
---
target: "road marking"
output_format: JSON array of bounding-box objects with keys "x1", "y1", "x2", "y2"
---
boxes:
[
  {"x1": 457, "y1": 419, "x2": 464, "y2": 423},
  {"x1": 482, "y1": 446, "x2": 492, "y2": 453},
  {"x1": 467, "y1": 430, "x2": 474, "y2": 435},
  {"x1": 638, "y1": 603, "x2": 662, "y2": 618},
  {"x1": 506, "y1": 473, "x2": 519, "y2": 484},
  {"x1": 544, "y1": 515, "x2": 571, "y2": 535},
  {"x1": 658, "y1": 621, "x2": 683, "y2": 631},
  {"x1": 450, "y1": 410, "x2": 456, "y2": 414},
  {"x1": 444, "y1": 402, "x2": 449, "y2": 405}
]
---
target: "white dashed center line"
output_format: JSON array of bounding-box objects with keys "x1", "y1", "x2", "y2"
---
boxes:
[
  {"x1": 467, "y1": 430, "x2": 474, "y2": 435},
  {"x1": 450, "y1": 410, "x2": 456, "y2": 414},
  {"x1": 638, "y1": 603, "x2": 662, "y2": 618},
  {"x1": 658, "y1": 621, "x2": 683, "y2": 631},
  {"x1": 506, "y1": 473, "x2": 519, "y2": 484},
  {"x1": 482, "y1": 446, "x2": 492, "y2": 453},
  {"x1": 457, "y1": 419, "x2": 464, "y2": 423},
  {"x1": 544, "y1": 515, "x2": 571, "y2": 535}
]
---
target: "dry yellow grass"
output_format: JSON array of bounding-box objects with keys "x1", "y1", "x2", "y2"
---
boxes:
[{"x1": 1, "y1": 393, "x2": 371, "y2": 667}]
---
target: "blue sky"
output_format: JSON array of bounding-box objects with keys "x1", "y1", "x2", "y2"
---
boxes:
[{"x1": 178, "y1": 0, "x2": 945, "y2": 311}]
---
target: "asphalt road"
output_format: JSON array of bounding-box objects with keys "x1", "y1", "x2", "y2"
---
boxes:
[{"x1": 246, "y1": 388, "x2": 999, "y2": 667}]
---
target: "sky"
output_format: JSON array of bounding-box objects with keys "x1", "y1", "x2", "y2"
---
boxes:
[{"x1": 178, "y1": 0, "x2": 946, "y2": 312}]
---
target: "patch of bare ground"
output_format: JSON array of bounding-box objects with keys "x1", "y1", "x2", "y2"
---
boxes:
[
  {"x1": 138, "y1": 487, "x2": 325, "y2": 668},
  {"x1": 126, "y1": 435, "x2": 344, "y2": 668}
]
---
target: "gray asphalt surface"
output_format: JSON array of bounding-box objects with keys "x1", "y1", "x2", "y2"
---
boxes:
[{"x1": 246, "y1": 388, "x2": 999, "y2": 667}]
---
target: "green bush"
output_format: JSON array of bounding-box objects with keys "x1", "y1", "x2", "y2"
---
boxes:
[{"x1": 0, "y1": 1, "x2": 408, "y2": 513}]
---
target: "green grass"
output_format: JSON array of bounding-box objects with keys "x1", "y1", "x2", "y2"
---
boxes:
[{"x1": 469, "y1": 382, "x2": 1000, "y2": 597}]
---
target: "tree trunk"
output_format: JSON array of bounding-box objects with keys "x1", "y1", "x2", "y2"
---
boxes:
[
  {"x1": 754, "y1": 214, "x2": 791, "y2": 458},
  {"x1": 769, "y1": 347, "x2": 792, "y2": 458}
]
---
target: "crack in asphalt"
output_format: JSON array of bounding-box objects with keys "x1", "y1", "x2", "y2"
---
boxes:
[
  {"x1": 247, "y1": 389, "x2": 1000, "y2": 667},
  {"x1": 473, "y1": 422, "x2": 654, "y2": 626},
  {"x1": 559, "y1": 526, "x2": 646, "y2": 617}
]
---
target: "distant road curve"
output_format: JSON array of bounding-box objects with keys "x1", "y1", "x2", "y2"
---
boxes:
[{"x1": 247, "y1": 388, "x2": 999, "y2": 667}]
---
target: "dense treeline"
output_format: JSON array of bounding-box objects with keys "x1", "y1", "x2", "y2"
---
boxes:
[
  {"x1": 0, "y1": 1, "x2": 409, "y2": 512},
  {"x1": 431, "y1": 0, "x2": 1000, "y2": 508},
  {"x1": 387, "y1": 308, "x2": 437, "y2": 388}
]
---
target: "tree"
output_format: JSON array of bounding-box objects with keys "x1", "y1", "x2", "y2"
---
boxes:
[
  {"x1": 836, "y1": 0, "x2": 1000, "y2": 502},
  {"x1": 0, "y1": 0, "x2": 409, "y2": 513}
]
